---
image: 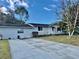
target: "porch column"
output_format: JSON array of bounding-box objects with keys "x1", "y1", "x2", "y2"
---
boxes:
[{"x1": 55, "y1": 26, "x2": 58, "y2": 33}]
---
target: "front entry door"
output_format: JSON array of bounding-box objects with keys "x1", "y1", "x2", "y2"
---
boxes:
[{"x1": 17, "y1": 35, "x2": 20, "y2": 39}]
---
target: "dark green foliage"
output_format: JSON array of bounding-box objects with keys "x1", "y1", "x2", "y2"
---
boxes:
[
  {"x1": 0, "y1": 6, "x2": 29, "y2": 24},
  {"x1": 15, "y1": 6, "x2": 29, "y2": 21},
  {"x1": 0, "y1": 12, "x2": 25, "y2": 24},
  {"x1": 74, "y1": 27, "x2": 79, "y2": 34}
]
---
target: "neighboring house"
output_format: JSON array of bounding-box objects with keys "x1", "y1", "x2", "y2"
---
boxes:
[
  {"x1": 30, "y1": 23, "x2": 51, "y2": 35},
  {"x1": 30, "y1": 23, "x2": 63, "y2": 36},
  {"x1": 0, "y1": 23, "x2": 63, "y2": 39}
]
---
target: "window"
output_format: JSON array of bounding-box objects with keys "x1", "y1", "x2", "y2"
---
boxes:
[
  {"x1": 17, "y1": 29, "x2": 24, "y2": 33},
  {"x1": 52, "y1": 27, "x2": 55, "y2": 31},
  {"x1": 57, "y1": 28, "x2": 61, "y2": 31},
  {"x1": 38, "y1": 27, "x2": 43, "y2": 31}
]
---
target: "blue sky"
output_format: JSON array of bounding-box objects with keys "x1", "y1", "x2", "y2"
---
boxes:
[
  {"x1": 0, "y1": 0, "x2": 61, "y2": 24},
  {"x1": 27, "y1": 0, "x2": 61, "y2": 24}
]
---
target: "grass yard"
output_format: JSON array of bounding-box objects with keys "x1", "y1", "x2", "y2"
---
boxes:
[
  {"x1": 0, "y1": 40, "x2": 11, "y2": 59},
  {"x1": 39, "y1": 35, "x2": 79, "y2": 46}
]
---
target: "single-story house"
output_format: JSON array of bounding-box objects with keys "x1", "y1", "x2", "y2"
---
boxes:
[
  {"x1": 0, "y1": 23, "x2": 63, "y2": 39},
  {"x1": 30, "y1": 23, "x2": 63, "y2": 35}
]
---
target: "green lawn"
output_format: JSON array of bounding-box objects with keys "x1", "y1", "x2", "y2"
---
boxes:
[
  {"x1": 0, "y1": 40, "x2": 11, "y2": 59},
  {"x1": 39, "y1": 35, "x2": 79, "y2": 46}
]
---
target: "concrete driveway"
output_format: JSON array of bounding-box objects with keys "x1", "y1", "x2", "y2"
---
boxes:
[{"x1": 9, "y1": 38, "x2": 79, "y2": 59}]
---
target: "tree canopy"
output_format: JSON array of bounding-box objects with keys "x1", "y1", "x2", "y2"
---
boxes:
[
  {"x1": 60, "y1": 0, "x2": 79, "y2": 36},
  {"x1": 0, "y1": 0, "x2": 29, "y2": 24}
]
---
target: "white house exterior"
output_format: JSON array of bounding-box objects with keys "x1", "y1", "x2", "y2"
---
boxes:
[
  {"x1": 0, "y1": 24, "x2": 34, "y2": 39},
  {"x1": 31, "y1": 23, "x2": 51, "y2": 35},
  {"x1": 30, "y1": 23, "x2": 63, "y2": 35},
  {"x1": 0, "y1": 23, "x2": 63, "y2": 39}
]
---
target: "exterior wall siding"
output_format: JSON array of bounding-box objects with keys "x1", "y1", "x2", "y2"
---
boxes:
[
  {"x1": 0, "y1": 27, "x2": 33, "y2": 39},
  {"x1": 0, "y1": 26, "x2": 64, "y2": 39},
  {"x1": 33, "y1": 27, "x2": 63, "y2": 35},
  {"x1": 33, "y1": 27, "x2": 50, "y2": 35}
]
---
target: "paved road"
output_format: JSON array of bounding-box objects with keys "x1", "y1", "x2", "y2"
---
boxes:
[{"x1": 9, "y1": 38, "x2": 79, "y2": 59}]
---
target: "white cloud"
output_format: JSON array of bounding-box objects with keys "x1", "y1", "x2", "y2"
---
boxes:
[
  {"x1": 0, "y1": 0, "x2": 28, "y2": 14},
  {"x1": 7, "y1": 0, "x2": 29, "y2": 11},
  {"x1": 17, "y1": 1, "x2": 29, "y2": 8},
  {"x1": 1, "y1": 7, "x2": 7, "y2": 11},
  {"x1": 7, "y1": 0, "x2": 15, "y2": 11},
  {"x1": 1, "y1": 0, "x2": 4, "y2": 1},
  {"x1": 0, "y1": 6, "x2": 8, "y2": 14},
  {"x1": 43, "y1": 7, "x2": 52, "y2": 11},
  {"x1": 52, "y1": 0, "x2": 58, "y2": 2},
  {"x1": 50, "y1": 4, "x2": 57, "y2": 8}
]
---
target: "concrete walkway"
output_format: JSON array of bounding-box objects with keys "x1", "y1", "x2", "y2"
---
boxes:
[{"x1": 9, "y1": 38, "x2": 79, "y2": 59}]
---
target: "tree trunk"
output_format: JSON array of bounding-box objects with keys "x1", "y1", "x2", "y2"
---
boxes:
[{"x1": 70, "y1": 8, "x2": 79, "y2": 36}]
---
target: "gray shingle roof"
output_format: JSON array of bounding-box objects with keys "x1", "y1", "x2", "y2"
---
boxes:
[
  {"x1": 0, "y1": 24, "x2": 33, "y2": 28},
  {"x1": 30, "y1": 23, "x2": 50, "y2": 27}
]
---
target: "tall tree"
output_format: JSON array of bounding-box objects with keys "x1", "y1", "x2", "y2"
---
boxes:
[
  {"x1": 0, "y1": 0, "x2": 29, "y2": 24},
  {"x1": 15, "y1": 6, "x2": 29, "y2": 23},
  {"x1": 52, "y1": 0, "x2": 79, "y2": 37},
  {"x1": 61, "y1": 0, "x2": 79, "y2": 37}
]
